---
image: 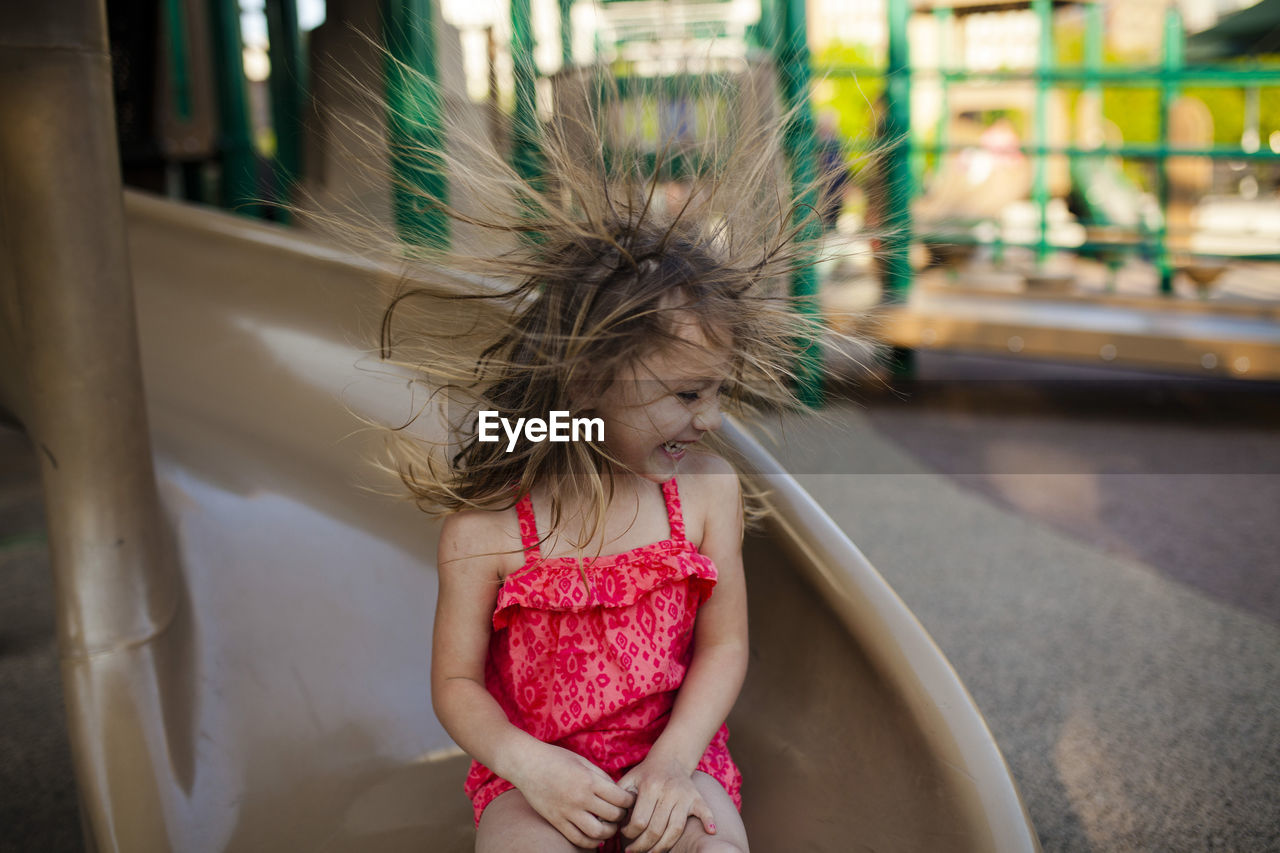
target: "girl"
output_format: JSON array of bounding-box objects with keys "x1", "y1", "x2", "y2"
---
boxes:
[
  {"x1": 376, "y1": 73, "x2": 827, "y2": 853},
  {"x1": 434, "y1": 272, "x2": 751, "y2": 852}
]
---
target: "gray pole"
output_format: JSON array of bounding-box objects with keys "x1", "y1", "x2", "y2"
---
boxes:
[{"x1": 0, "y1": 2, "x2": 175, "y2": 847}]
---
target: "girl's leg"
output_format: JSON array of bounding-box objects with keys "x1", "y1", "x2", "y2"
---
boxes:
[
  {"x1": 669, "y1": 772, "x2": 748, "y2": 853},
  {"x1": 476, "y1": 788, "x2": 593, "y2": 853}
]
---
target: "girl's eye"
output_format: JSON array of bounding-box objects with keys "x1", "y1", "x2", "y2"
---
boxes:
[{"x1": 677, "y1": 383, "x2": 727, "y2": 402}]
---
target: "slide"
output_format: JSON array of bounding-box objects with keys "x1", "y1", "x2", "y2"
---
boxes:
[{"x1": 4, "y1": 189, "x2": 1038, "y2": 850}]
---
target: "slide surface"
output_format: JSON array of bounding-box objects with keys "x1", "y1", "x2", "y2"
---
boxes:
[{"x1": 50, "y1": 192, "x2": 1037, "y2": 851}]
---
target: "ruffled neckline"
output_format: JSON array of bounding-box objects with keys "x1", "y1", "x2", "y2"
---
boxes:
[{"x1": 492, "y1": 540, "x2": 717, "y2": 629}]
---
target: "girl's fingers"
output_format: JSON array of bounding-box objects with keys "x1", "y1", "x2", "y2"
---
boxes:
[
  {"x1": 596, "y1": 777, "x2": 637, "y2": 810},
  {"x1": 692, "y1": 796, "x2": 717, "y2": 835},
  {"x1": 653, "y1": 801, "x2": 689, "y2": 853},
  {"x1": 621, "y1": 786, "x2": 655, "y2": 841},
  {"x1": 572, "y1": 811, "x2": 615, "y2": 843},
  {"x1": 626, "y1": 799, "x2": 677, "y2": 853},
  {"x1": 615, "y1": 772, "x2": 638, "y2": 796},
  {"x1": 558, "y1": 818, "x2": 597, "y2": 849},
  {"x1": 592, "y1": 797, "x2": 628, "y2": 823}
]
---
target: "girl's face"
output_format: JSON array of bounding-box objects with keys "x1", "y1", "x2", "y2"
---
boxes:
[{"x1": 591, "y1": 321, "x2": 730, "y2": 483}]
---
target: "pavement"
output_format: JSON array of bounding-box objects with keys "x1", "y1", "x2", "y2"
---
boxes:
[
  {"x1": 754, "y1": 351, "x2": 1280, "y2": 852},
  {"x1": 0, "y1": 425, "x2": 80, "y2": 853},
  {"x1": 2, "y1": 352, "x2": 1279, "y2": 852}
]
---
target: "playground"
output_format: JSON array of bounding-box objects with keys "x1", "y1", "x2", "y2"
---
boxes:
[{"x1": 3, "y1": 0, "x2": 1280, "y2": 851}]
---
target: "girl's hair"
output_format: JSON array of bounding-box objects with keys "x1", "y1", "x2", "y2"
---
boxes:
[{"x1": 317, "y1": 62, "x2": 873, "y2": 546}]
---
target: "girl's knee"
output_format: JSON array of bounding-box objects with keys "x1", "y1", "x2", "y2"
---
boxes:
[{"x1": 692, "y1": 838, "x2": 745, "y2": 853}]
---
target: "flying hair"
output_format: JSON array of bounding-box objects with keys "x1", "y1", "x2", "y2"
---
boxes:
[{"x1": 299, "y1": 46, "x2": 883, "y2": 550}]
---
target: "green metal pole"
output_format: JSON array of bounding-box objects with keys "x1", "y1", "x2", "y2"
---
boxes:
[
  {"x1": 559, "y1": 0, "x2": 573, "y2": 69},
  {"x1": 777, "y1": 0, "x2": 824, "y2": 407},
  {"x1": 162, "y1": 0, "x2": 193, "y2": 121},
  {"x1": 934, "y1": 6, "x2": 961, "y2": 265},
  {"x1": 881, "y1": 0, "x2": 912, "y2": 304},
  {"x1": 880, "y1": 0, "x2": 914, "y2": 376},
  {"x1": 383, "y1": 0, "x2": 450, "y2": 250},
  {"x1": 209, "y1": 0, "x2": 260, "y2": 216},
  {"x1": 510, "y1": 0, "x2": 542, "y2": 184},
  {"x1": 1084, "y1": 2, "x2": 1102, "y2": 94},
  {"x1": 1245, "y1": 85, "x2": 1261, "y2": 150},
  {"x1": 265, "y1": 0, "x2": 305, "y2": 221},
  {"x1": 755, "y1": 0, "x2": 779, "y2": 54},
  {"x1": 1032, "y1": 0, "x2": 1051, "y2": 266},
  {"x1": 1157, "y1": 5, "x2": 1183, "y2": 294},
  {"x1": 935, "y1": 7, "x2": 952, "y2": 160},
  {"x1": 1084, "y1": 0, "x2": 1114, "y2": 286}
]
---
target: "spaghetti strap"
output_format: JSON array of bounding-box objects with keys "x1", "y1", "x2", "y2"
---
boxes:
[
  {"x1": 661, "y1": 478, "x2": 686, "y2": 541},
  {"x1": 514, "y1": 493, "x2": 542, "y2": 559}
]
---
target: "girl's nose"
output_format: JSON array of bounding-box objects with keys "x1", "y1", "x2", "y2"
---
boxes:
[{"x1": 693, "y1": 399, "x2": 723, "y2": 432}]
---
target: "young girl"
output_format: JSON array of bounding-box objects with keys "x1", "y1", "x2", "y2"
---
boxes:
[
  {"x1": 434, "y1": 264, "x2": 752, "y2": 852},
  {"x1": 376, "y1": 74, "x2": 826, "y2": 853}
]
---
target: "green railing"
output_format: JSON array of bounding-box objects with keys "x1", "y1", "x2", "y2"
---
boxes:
[
  {"x1": 824, "y1": 0, "x2": 1280, "y2": 298},
  {"x1": 504, "y1": 0, "x2": 828, "y2": 403},
  {"x1": 384, "y1": 0, "x2": 451, "y2": 249}
]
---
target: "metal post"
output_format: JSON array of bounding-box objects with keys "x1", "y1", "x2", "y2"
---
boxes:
[
  {"x1": 1157, "y1": 4, "x2": 1183, "y2": 294},
  {"x1": 1084, "y1": 2, "x2": 1102, "y2": 95},
  {"x1": 1084, "y1": 0, "x2": 1114, "y2": 286},
  {"x1": 755, "y1": 0, "x2": 779, "y2": 54},
  {"x1": 881, "y1": 0, "x2": 913, "y2": 305},
  {"x1": 935, "y1": 7, "x2": 952, "y2": 160},
  {"x1": 383, "y1": 0, "x2": 451, "y2": 249},
  {"x1": 1032, "y1": 0, "x2": 1052, "y2": 266},
  {"x1": 265, "y1": 0, "x2": 305, "y2": 221},
  {"x1": 559, "y1": 0, "x2": 573, "y2": 69},
  {"x1": 0, "y1": 2, "x2": 176, "y2": 846},
  {"x1": 209, "y1": 0, "x2": 261, "y2": 215},
  {"x1": 1244, "y1": 85, "x2": 1260, "y2": 152},
  {"x1": 510, "y1": 0, "x2": 542, "y2": 184},
  {"x1": 776, "y1": 0, "x2": 824, "y2": 406},
  {"x1": 486, "y1": 25, "x2": 504, "y2": 154},
  {"x1": 163, "y1": 0, "x2": 194, "y2": 121}
]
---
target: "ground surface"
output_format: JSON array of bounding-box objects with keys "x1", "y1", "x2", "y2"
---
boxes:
[
  {"x1": 0, "y1": 425, "x2": 81, "y2": 853},
  {"x1": 2, "y1": 351, "x2": 1278, "y2": 852},
  {"x1": 760, "y1": 351, "x2": 1280, "y2": 852}
]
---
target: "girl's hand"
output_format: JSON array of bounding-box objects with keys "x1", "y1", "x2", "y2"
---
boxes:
[
  {"x1": 513, "y1": 743, "x2": 636, "y2": 848},
  {"x1": 617, "y1": 754, "x2": 716, "y2": 853}
]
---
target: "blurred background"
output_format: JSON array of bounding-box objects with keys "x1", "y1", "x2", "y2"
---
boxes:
[{"x1": 3, "y1": 0, "x2": 1279, "y2": 850}]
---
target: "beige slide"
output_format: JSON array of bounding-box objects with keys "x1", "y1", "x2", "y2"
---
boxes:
[
  {"x1": 1, "y1": 5, "x2": 1037, "y2": 847},
  {"x1": 4, "y1": 186, "x2": 1040, "y2": 851}
]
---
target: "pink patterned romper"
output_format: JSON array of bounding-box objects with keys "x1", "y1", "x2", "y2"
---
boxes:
[{"x1": 464, "y1": 478, "x2": 743, "y2": 841}]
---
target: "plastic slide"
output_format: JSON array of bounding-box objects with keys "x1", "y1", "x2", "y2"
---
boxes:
[
  {"x1": 10, "y1": 191, "x2": 1028, "y2": 851},
  {"x1": 0, "y1": 184, "x2": 1037, "y2": 850}
]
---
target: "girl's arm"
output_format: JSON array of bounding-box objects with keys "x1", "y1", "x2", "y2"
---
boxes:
[
  {"x1": 619, "y1": 457, "x2": 749, "y2": 852},
  {"x1": 432, "y1": 511, "x2": 634, "y2": 847}
]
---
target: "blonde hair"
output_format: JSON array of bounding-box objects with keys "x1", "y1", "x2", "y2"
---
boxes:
[{"x1": 320, "y1": 63, "x2": 870, "y2": 545}]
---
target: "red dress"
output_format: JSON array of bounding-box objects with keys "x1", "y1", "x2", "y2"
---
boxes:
[{"x1": 464, "y1": 477, "x2": 743, "y2": 837}]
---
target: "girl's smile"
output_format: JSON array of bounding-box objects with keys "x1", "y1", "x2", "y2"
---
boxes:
[
  {"x1": 662, "y1": 440, "x2": 691, "y2": 461},
  {"x1": 592, "y1": 322, "x2": 730, "y2": 483}
]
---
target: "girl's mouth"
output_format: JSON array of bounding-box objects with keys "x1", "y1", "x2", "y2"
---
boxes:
[{"x1": 662, "y1": 440, "x2": 690, "y2": 459}]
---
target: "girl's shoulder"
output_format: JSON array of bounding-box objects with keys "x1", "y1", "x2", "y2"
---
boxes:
[
  {"x1": 674, "y1": 450, "x2": 741, "y2": 545},
  {"x1": 438, "y1": 505, "x2": 526, "y2": 579},
  {"x1": 678, "y1": 448, "x2": 737, "y2": 479}
]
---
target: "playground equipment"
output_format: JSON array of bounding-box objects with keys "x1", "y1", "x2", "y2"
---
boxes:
[
  {"x1": 1, "y1": 2, "x2": 1040, "y2": 850},
  {"x1": 103, "y1": 0, "x2": 1280, "y2": 381},
  {"x1": 822, "y1": 0, "x2": 1280, "y2": 378},
  {"x1": 867, "y1": 0, "x2": 1280, "y2": 285}
]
